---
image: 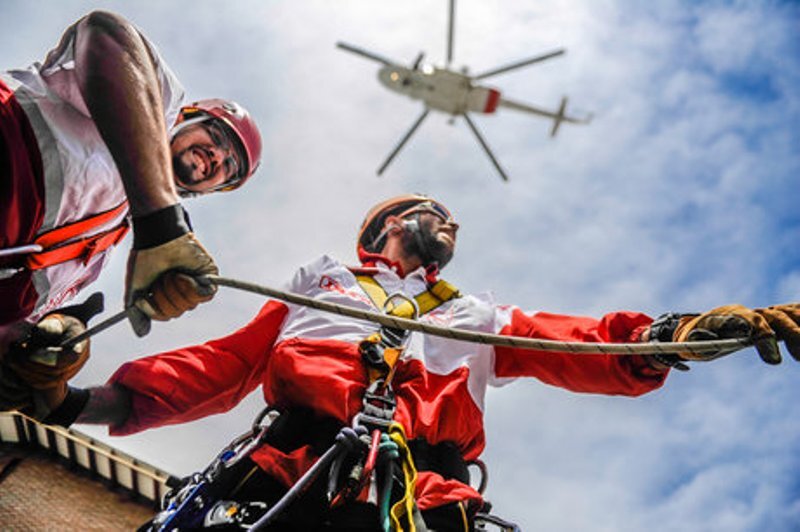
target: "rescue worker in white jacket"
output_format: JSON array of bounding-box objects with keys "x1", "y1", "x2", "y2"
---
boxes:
[
  {"x1": 0, "y1": 11, "x2": 263, "y2": 416},
  {"x1": 7, "y1": 195, "x2": 800, "y2": 530}
]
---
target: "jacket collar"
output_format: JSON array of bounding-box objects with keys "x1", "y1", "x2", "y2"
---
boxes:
[{"x1": 353, "y1": 252, "x2": 440, "y2": 284}]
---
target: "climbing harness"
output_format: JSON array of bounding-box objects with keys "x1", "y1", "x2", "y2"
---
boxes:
[{"x1": 325, "y1": 278, "x2": 424, "y2": 530}]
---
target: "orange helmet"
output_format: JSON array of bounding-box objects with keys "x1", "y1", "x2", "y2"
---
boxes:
[
  {"x1": 357, "y1": 194, "x2": 454, "y2": 258},
  {"x1": 175, "y1": 98, "x2": 262, "y2": 192}
]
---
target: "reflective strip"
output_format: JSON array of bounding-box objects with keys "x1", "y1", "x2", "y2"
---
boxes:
[{"x1": 11, "y1": 87, "x2": 65, "y2": 234}]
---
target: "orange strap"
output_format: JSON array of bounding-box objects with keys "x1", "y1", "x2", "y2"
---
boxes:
[{"x1": 25, "y1": 202, "x2": 130, "y2": 270}]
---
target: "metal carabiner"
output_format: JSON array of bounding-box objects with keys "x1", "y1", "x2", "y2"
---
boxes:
[{"x1": 382, "y1": 291, "x2": 420, "y2": 321}]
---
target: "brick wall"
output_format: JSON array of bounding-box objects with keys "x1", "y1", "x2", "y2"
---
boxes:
[
  {"x1": 0, "y1": 413, "x2": 172, "y2": 531},
  {"x1": 1, "y1": 448, "x2": 155, "y2": 530}
]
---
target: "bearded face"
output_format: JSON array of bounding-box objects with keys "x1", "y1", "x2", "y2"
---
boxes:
[{"x1": 400, "y1": 215, "x2": 454, "y2": 269}]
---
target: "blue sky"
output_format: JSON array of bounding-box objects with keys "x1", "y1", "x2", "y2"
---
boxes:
[{"x1": 2, "y1": 1, "x2": 799, "y2": 530}]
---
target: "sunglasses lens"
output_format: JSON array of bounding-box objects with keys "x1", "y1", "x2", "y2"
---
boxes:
[
  {"x1": 400, "y1": 201, "x2": 454, "y2": 224},
  {"x1": 207, "y1": 121, "x2": 231, "y2": 148},
  {"x1": 206, "y1": 121, "x2": 243, "y2": 181},
  {"x1": 429, "y1": 202, "x2": 452, "y2": 221}
]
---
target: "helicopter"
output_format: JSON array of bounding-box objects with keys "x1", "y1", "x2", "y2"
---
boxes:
[{"x1": 337, "y1": 0, "x2": 592, "y2": 182}]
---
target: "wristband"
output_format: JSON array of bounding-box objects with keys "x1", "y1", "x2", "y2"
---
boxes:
[
  {"x1": 649, "y1": 312, "x2": 687, "y2": 342},
  {"x1": 41, "y1": 386, "x2": 90, "y2": 427},
  {"x1": 131, "y1": 204, "x2": 192, "y2": 250},
  {"x1": 648, "y1": 312, "x2": 695, "y2": 371}
]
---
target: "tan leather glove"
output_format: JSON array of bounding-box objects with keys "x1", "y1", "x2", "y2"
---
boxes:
[
  {"x1": 755, "y1": 304, "x2": 800, "y2": 362},
  {"x1": 673, "y1": 304, "x2": 780, "y2": 364},
  {"x1": 6, "y1": 313, "x2": 91, "y2": 419},
  {"x1": 124, "y1": 232, "x2": 218, "y2": 336}
]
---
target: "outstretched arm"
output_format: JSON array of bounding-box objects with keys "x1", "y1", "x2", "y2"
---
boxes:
[{"x1": 494, "y1": 309, "x2": 669, "y2": 396}]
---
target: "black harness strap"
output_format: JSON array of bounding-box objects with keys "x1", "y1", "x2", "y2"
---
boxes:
[
  {"x1": 257, "y1": 408, "x2": 470, "y2": 486},
  {"x1": 407, "y1": 438, "x2": 470, "y2": 485}
]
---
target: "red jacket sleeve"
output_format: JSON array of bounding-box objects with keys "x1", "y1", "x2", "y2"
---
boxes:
[
  {"x1": 108, "y1": 300, "x2": 288, "y2": 435},
  {"x1": 494, "y1": 309, "x2": 667, "y2": 396}
]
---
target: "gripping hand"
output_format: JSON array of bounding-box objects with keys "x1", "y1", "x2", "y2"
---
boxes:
[
  {"x1": 755, "y1": 304, "x2": 800, "y2": 362},
  {"x1": 3, "y1": 293, "x2": 102, "y2": 418},
  {"x1": 124, "y1": 206, "x2": 219, "y2": 336},
  {"x1": 673, "y1": 304, "x2": 780, "y2": 364}
]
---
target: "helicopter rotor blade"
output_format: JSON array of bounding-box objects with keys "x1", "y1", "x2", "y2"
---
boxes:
[
  {"x1": 447, "y1": 0, "x2": 456, "y2": 67},
  {"x1": 336, "y1": 42, "x2": 398, "y2": 67},
  {"x1": 377, "y1": 108, "x2": 431, "y2": 176},
  {"x1": 471, "y1": 49, "x2": 566, "y2": 80},
  {"x1": 462, "y1": 113, "x2": 509, "y2": 182}
]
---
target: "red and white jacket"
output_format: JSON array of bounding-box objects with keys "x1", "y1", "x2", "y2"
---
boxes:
[
  {"x1": 0, "y1": 16, "x2": 184, "y2": 344},
  {"x1": 109, "y1": 255, "x2": 668, "y2": 511}
]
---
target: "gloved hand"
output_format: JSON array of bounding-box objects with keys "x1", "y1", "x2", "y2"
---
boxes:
[
  {"x1": 1, "y1": 292, "x2": 102, "y2": 420},
  {"x1": 673, "y1": 304, "x2": 781, "y2": 364},
  {"x1": 755, "y1": 304, "x2": 800, "y2": 362},
  {"x1": 5, "y1": 315, "x2": 90, "y2": 419},
  {"x1": 124, "y1": 232, "x2": 218, "y2": 337}
]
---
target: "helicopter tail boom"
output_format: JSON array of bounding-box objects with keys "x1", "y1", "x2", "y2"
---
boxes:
[{"x1": 498, "y1": 96, "x2": 592, "y2": 136}]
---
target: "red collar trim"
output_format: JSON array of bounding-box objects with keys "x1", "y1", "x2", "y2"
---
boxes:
[
  {"x1": 354, "y1": 250, "x2": 406, "y2": 276},
  {"x1": 354, "y1": 250, "x2": 440, "y2": 283},
  {"x1": 423, "y1": 263, "x2": 440, "y2": 284}
]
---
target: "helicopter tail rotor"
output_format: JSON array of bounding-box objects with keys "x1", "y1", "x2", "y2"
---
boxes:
[
  {"x1": 497, "y1": 95, "x2": 592, "y2": 136},
  {"x1": 550, "y1": 96, "x2": 569, "y2": 137}
]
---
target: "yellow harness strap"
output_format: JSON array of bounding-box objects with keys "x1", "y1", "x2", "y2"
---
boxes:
[
  {"x1": 356, "y1": 275, "x2": 460, "y2": 387},
  {"x1": 355, "y1": 275, "x2": 461, "y2": 531},
  {"x1": 388, "y1": 422, "x2": 420, "y2": 532},
  {"x1": 355, "y1": 275, "x2": 460, "y2": 319}
]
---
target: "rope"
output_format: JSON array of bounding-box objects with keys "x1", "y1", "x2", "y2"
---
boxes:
[
  {"x1": 249, "y1": 426, "x2": 366, "y2": 531},
  {"x1": 206, "y1": 275, "x2": 751, "y2": 357}
]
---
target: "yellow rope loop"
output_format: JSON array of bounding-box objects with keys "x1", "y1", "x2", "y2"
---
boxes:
[{"x1": 388, "y1": 422, "x2": 419, "y2": 532}]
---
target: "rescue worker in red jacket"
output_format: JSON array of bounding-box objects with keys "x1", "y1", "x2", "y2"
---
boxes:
[
  {"x1": 8, "y1": 195, "x2": 800, "y2": 531},
  {"x1": 0, "y1": 11, "x2": 263, "y2": 364}
]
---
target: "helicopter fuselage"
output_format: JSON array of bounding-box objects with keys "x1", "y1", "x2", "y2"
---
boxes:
[{"x1": 378, "y1": 64, "x2": 500, "y2": 115}]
